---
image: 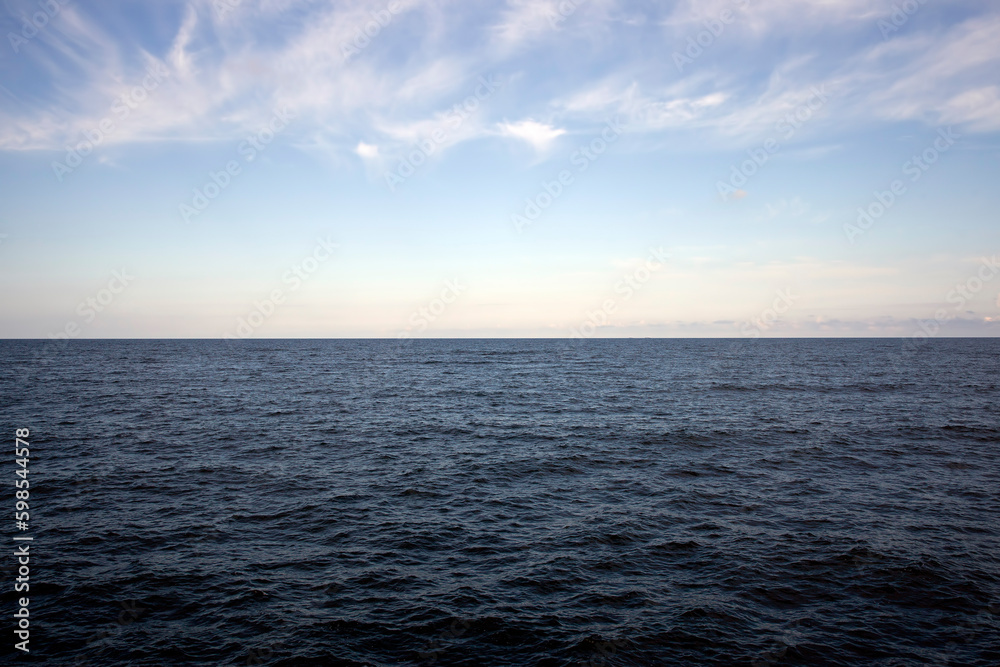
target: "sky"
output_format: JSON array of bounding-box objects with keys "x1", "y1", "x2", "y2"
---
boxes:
[{"x1": 0, "y1": 0, "x2": 998, "y2": 338}]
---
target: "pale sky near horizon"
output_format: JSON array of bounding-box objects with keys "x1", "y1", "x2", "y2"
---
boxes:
[{"x1": 1, "y1": 0, "x2": 999, "y2": 338}]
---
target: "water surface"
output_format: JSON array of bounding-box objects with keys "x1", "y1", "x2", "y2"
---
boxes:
[{"x1": 2, "y1": 339, "x2": 998, "y2": 665}]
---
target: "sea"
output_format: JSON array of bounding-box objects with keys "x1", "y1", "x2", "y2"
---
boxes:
[{"x1": 1, "y1": 338, "x2": 998, "y2": 665}]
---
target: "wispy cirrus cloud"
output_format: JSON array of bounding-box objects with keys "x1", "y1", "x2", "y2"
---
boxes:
[
  {"x1": 1, "y1": 0, "x2": 998, "y2": 161},
  {"x1": 545, "y1": 7, "x2": 1000, "y2": 147}
]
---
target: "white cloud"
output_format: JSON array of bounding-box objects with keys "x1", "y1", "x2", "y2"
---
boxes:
[
  {"x1": 496, "y1": 119, "x2": 566, "y2": 152},
  {"x1": 355, "y1": 141, "x2": 379, "y2": 159},
  {"x1": 0, "y1": 0, "x2": 997, "y2": 160},
  {"x1": 545, "y1": 6, "x2": 1000, "y2": 148},
  {"x1": 854, "y1": 15, "x2": 1000, "y2": 131},
  {"x1": 664, "y1": 0, "x2": 892, "y2": 34},
  {"x1": 493, "y1": 0, "x2": 563, "y2": 48}
]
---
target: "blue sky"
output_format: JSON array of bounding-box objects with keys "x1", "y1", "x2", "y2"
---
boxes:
[{"x1": 1, "y1": 0, "x2": 998, "y2": 338}]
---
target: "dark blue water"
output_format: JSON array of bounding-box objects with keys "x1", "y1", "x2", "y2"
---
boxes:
[{"x1": 2, "y1": 339, "x2": 998, "y2": 665}]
